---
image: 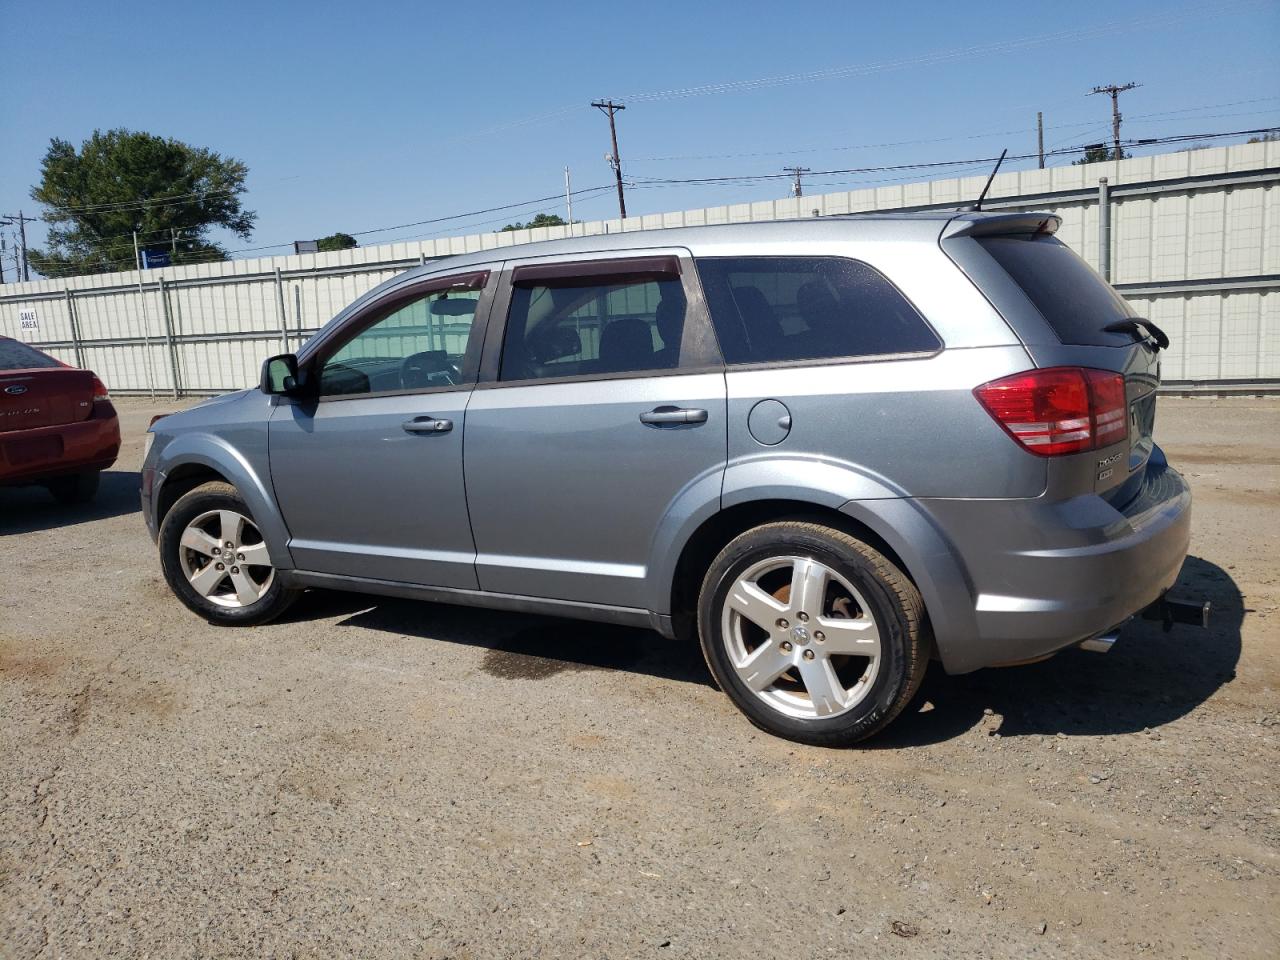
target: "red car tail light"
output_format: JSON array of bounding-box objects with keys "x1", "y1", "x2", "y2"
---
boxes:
[
  {"x1": 91, "y1": 375, "x2": 110, "y2": 401},
  {"x1": 974, "y1": 367, "x2": 1127, "y2": 457}
]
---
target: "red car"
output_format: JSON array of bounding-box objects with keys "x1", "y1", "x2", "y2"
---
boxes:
[{"x1": 0, "y1": 336, "x2": 121, "y2": 503}]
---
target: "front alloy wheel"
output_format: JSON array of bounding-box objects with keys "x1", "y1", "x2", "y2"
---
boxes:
[
  {"x1": 178, "y1": 509, "x2": 275, "y2": 608},
  {"x1": 159, "y1": 480, "x2": 298, "y2": 625}
]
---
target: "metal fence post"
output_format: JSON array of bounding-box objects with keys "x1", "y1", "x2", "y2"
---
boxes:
[
  {"x1": 64, "y1": 289, "x2": 84, "y2": 368},
  {"x1": 294, "y1": 283, "x2": 303, "y2": 343},
  {"x1": 135, "y1": 271, "x2": 157, "y2": 398},
  {"x1": 158, "y1": 277, "x2": 180, "y2": 399},
  {"x1": 274, "y1": 268, "x2": 289, "y2": 351},
  {"x1": 1098, "y1": 177, "x2": 1111, "y2": 282}
]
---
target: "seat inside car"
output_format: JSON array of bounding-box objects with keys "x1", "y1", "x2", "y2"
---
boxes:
[
  {"x1": 597, "y1": 316, "x2": 655, "y2": 372},
  {"x1": 652, "y1": 296, "x2": 685, "y2": 368},
  {"x1": 730, "y1": 285, "x2": 785, "y2": 357}
]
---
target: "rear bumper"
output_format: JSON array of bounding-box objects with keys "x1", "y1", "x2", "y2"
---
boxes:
[
  {"x1": 922, "y1": 447, "x2": 1192, "y2": 673},
  {"x1": 0, "y1": 401, "x2": 120, "y2": 486}
]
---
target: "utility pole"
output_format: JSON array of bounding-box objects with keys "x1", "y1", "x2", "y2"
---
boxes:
[
  {"x1": 1089, "y1": 82, "x2": 1141, "y2": 158},
  {"x1": 1036, "y1": 112, "x2": 1045, "y2": 169},
  {"x1": 591, "y1": 100, "x2": 627, "y2": 219},
  {"x1": 0, "y1": 235, "x2": 6, "y2": 285},
  {"x1": 564, "y1": 167, "x2": 573, "y2": 232},
  {"x1": 784, "y1": 167, "x2": 811, "y2": 198},
  {"x1": 0, "y1": 211, "x2": 36, "y2": 281}
]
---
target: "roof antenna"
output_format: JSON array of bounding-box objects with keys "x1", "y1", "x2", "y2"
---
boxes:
[{"x1": 970, "y1": 148, "x2": 1008, "y2": 211}]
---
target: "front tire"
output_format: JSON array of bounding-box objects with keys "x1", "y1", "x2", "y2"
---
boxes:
[
  {"x1": 697, "y1": 521, "x2": 928, "y2": 747},
  {"x1": 159, "y1": 481, "x2": 298, "y2": 626}
]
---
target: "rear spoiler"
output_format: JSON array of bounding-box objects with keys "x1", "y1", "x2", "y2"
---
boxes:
[{"x1": 941, "y1": 212, "x2": 1060, "y2": 239}]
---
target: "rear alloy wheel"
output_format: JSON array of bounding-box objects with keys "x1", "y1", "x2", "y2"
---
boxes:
[
  {"x1": 159, "y1": 481, "x2": 298, "y2": 625},
  {"x1": 698, "y1": 521, "x2": 929, "y2": 746}
]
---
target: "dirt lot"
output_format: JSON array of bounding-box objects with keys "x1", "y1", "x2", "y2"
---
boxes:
[{"x1": 1, "y1": 396, "x2": 1277, "y2": 959}]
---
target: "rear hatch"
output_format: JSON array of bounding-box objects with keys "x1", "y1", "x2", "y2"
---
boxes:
[
  {"x1": 960, "y1": 227, "x2": 1162, "y2": 508},
  {"x1": 0, "y1": 339, "x2": 95, "y2": 433}
]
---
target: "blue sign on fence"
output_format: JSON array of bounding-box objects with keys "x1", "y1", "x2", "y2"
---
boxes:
[{"x1": 142, "y1": 249, "x2": 171, "y2": 269}]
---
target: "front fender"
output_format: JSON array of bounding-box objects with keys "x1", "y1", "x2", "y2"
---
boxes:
[{"x1": 153, "y1": 432, "x2": 294, "y2": 570}]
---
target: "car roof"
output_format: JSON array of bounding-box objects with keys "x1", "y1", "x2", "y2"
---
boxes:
[{"x1": 389, "y1": 210, "x2": 1056, "y2": 280}]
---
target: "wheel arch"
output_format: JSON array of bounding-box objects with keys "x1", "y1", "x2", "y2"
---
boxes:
[
  {"x1": 152, "y1": 433, "x2": 293, "y2": 569},
  {"x1": 667, "y1": 498, "x2": 916, "y2": 630},
  {"x1": 663, "y1": 495, "x2": 977, "y2": 671}
]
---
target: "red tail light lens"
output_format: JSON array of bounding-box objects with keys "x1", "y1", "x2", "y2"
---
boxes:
[
  {"x1": 974, "y1": 367, "x2": 1127, "y2": 457},
  {"x1": 91, "y1": 375, "x2": 110, "y2": 401}
]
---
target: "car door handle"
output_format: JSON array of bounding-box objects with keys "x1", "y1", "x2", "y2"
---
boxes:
[
  {"x1": 639, "y1": 406, "x2": 708, "y2": 426},
  {"x1": 402, "y1": 416, "x2": 453, "y2": 434}
]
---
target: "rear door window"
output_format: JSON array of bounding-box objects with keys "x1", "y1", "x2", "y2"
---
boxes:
[
  {"x1": 695, "y1": 256, "x2": 939, "y2": 365},
  {"x1": 975, "y1": 235, "x2": 1136, "y2": 346},
  {"x1": 0, "y1": 338, "x2": 62, "y2": 370},
  {"x1": 500, "y1": 266, "x2": 686, "y2": 381}
]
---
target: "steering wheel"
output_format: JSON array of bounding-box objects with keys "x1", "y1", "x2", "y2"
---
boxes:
[{"x1": 400, "y1": 351, "x2": 461, "y2": 389}]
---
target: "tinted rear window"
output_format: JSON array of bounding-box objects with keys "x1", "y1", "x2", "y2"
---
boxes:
[
  {"x1": 0, "y1": 338, "x2": 61, "y2": 370},
  {"x1": 976, "y1": 235, "x2": 1136, "y2": 346},
  {"x1": 695, "y1": 256, "x2": 940, "y2": 365}
]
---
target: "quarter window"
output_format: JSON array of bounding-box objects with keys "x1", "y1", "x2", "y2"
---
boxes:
[
  {"x1": 318, "y1": 284, "x2": 482, "y2": 396},
  {"x1": 499, "y1": 271, "x2": 686, "y2": 381},
  {"x1": 695, "y1": 256, "x2": 940, "y2": 365}
]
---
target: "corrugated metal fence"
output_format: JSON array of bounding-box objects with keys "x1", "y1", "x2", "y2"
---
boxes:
[{"x1": 2, "y1": 141, "x2": 1277, "y2": 395}]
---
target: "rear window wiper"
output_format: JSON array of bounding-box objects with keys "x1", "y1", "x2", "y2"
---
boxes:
[{"x1": 1103, "y1": 318, "x2": 1169, "y2": 350}]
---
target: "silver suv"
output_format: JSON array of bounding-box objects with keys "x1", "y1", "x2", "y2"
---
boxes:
[{"x1": 142, "y1": 212, "x2": 1194, "y2": 746}]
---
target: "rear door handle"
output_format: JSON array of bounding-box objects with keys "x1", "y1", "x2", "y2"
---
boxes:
[
  {"x1": 402, "y1": 416, "x2": 453, "y2": 434},
  {"x1": 639, "y1": 406, "x2": 708, "y2": 426}
]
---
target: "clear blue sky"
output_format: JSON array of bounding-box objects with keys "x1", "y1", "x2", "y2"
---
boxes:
[{"x1": 2, "y1": 0, "x2": 1277, "y2": 264}]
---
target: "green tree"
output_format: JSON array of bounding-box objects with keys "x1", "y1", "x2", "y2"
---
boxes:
[
  {"x1": 317, "y1": 232, "x2": 358, "y2": 251},
  {"x1": 1246, "y1": 131, "x2": 1280, "y2": 143},
  {"x1": 1072, "y1": 144, "x2": 1125, "y2": 165},
  {"x1": 500, "y1": 212, "x2": 567, "y2": 232},
  {"x1": 28, "y1": 129, "x2": 255, "y2": 277}
]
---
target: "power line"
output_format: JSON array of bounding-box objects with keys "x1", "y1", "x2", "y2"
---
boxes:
[
  {"x1": 612, "y1": 0, "x2": 1259, "y2": 103},
  {"x1": 428, "y1": 0, "x2": 1265, "y2": 148},
  {"x1": 626, "y1": 127, "x2": 1279, "y2": 187},
  {"x1": 31, "y1": 184, "x2": 621, "y2": 276}
]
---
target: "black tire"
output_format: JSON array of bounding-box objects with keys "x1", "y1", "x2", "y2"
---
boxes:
[
  {"x1": 697, "y1": 521, "x2": 929, "y2": 747},
  {"x1": 159, "y1": 480, "x2": 299, "y2": 626},
  {"x1": 46, "y1": 469, "x2": 100, "y2": 504}
]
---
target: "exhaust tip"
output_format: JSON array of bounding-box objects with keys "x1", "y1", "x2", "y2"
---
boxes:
[{"x1": 1078, "y1": 632, "x2": 1119, "y2": 654}]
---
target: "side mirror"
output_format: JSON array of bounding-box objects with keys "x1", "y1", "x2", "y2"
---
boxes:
[{"x1": 261, "y1": 353, "x2": 300, "y2": 395}]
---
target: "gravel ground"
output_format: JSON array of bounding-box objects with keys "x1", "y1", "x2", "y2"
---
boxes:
[{"x1": 2, "y1": 396, "x2": 1277, "y2": 959}]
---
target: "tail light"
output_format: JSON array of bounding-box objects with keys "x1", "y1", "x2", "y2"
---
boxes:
[
  {"x1": 91, "y1": 375, "x2": 110, "y2": 402},
  {"x1": 974, "y1": 367, "x2": 1127, "y2": 457}
]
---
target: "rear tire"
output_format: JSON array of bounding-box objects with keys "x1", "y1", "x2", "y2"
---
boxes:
[
  {"x1": 159, "y1": 481, "x2": 299, "y2": 626},
  {"x1": 697, "y1": 521, "x2": 929, "y2": 747},
  {"x1": 46, "y1": 470, "x2": 99, "y2": 505}
]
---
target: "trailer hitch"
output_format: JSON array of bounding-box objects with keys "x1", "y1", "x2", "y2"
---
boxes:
[{"x1": 1141, "y1": 595, "x2": 1212, "y2": 633}]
